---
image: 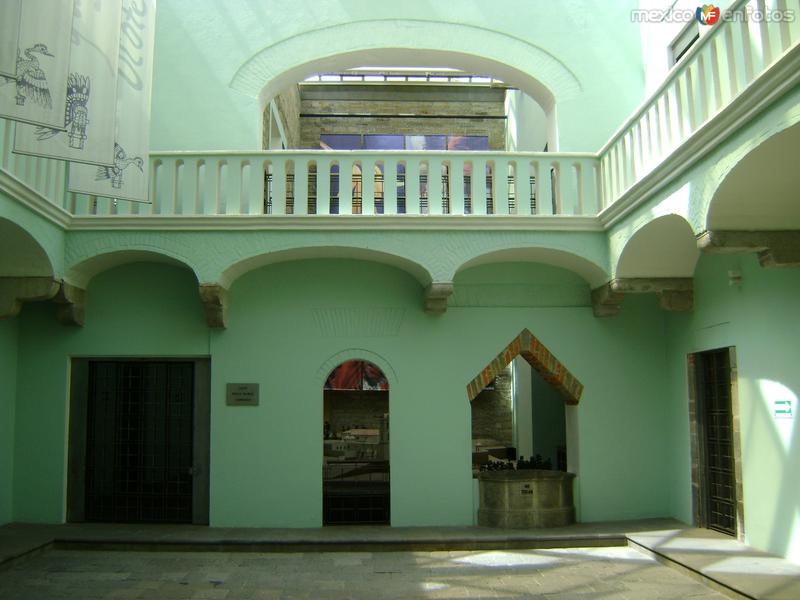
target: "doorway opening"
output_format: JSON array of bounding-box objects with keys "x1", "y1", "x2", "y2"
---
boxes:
[
  {"x1": 67, "y1": 359, "x2": 210, "y2": 524},
  {"x1": 470, "y1": 356, "x2": 569, "y2": 477},
  {"x1": 467, "y1": 329, "x2": 583, "y2": 476},
  {"x1": 322, "y1": 360, "x2": 390, "y2": 525},
  {"x1": 688, "y1": 347, "x2": 744, "y2": 538}
]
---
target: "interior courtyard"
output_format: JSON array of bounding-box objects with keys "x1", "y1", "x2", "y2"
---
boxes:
[{"x1": 1, "y1": 0, "x2": 800, "y2": 596}]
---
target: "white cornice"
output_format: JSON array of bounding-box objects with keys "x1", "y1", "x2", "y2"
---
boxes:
[
  {"x1": 67, "y1": 214, "x2": 604, "y2": 232},
  {"x1": 2, "y1": 42, "x2": 797, "y2": 237},
  {"x1": 0, "y1": 169, "x2": 72, "y2": 229},
  {"x1": 599, "y1": 43, "x2": 800, "y2": 229}
]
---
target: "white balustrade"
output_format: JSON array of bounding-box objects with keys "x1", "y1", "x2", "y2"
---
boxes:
[
  {"x1": 1, "y1": 0, "x2": 797, "y2": 220},
  {"x1": 599, "y1": 0, "x2": 800, "y2": 203}
]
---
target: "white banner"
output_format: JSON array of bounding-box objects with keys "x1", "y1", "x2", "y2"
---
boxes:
[
  {"x1": 0, "y1": 0, "x2": 74, "y2": 128},
  {"x1": 69, "y1": 0, "x2": 157, "y2": 203},
  {"x1": 14, "y1": 0, "x2": 122, "y2": 166},
  {"x1": 0, "y1": 1, "x2": 21, "y2": 78}
]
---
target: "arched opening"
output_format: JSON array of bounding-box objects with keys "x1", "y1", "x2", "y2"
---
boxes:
[
  {"x1": 0, "y1": 218, "x2": 54, "y2": 277},
  {"x1": 322, "y1": 359, "x2": 390, "y2": 525},
  {"x1": 707, "y1": 122, "x2": 800, "y2": 230},
  {"x1": 616, "y1": 214, "x2": 699, "y2": 278},
  {"x1": 467, "y1": 329, "x2": 581, "y2": 486}
]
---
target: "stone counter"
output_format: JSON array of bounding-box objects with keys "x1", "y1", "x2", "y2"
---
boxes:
[{"x1": 478, "y1": 470, "x2": 576, "y2": 528}]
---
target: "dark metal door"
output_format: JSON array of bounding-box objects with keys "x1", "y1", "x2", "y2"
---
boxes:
[
  {"x1": 85, "y1": 361, "x2": 194, "y2": 523},
  {"x1": 698, "y1": 349, "x2": 737, "y2": 536}
]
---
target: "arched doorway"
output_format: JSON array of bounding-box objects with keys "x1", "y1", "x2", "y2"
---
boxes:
[{"x1": 322, "y1": 360, "x2": 390, "y2": 525}]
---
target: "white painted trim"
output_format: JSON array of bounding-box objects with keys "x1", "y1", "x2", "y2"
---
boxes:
[
  {"x1": 149, "y1": 149, "x2": 599, "y2": 159},
  {"x1": 0, "y1": 168, "x2": 72, "y2": 228},
  {"x1": 67, "y1": 214, "x2": 604, "y2": 232},
  {"x1": 597, "y1": 0, "x2": 751, "y2": 156},
  {"x1": 599, "y1": 43, "x2": 800, "y2": 228}
]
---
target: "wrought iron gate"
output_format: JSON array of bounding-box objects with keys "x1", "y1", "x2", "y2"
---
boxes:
[
  {"x1": 698, "y1": 349, "x2": 737, "y2": 536},
  {"x1": 85, "y1": 361, "x2": 195, "y2": 523}
]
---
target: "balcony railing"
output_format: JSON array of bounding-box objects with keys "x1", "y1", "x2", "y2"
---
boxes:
[
  {"x1": 75, "y1": 151, "x2": 598, "y2": 217},
  {"x1": 1, "y1": 0, "x2": 798, "y2": 221},
  {"x1": 599, "y1": 0, "x2": 800, "y2": 207}
]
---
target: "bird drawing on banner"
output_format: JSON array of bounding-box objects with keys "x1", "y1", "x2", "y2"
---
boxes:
[
  {"x1": 35, "y1": 73, "x2": 91, "y2": 149},
  {"x1": 15, "y1": 43, "x2": 53, "y2": 108},
  {"x1": 95, "y1": 143, "x2": 144, "y2": 189}
]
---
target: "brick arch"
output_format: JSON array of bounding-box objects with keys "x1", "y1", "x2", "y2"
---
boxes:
[{"x1": 466, "y1": 329, "x2": 582, "y2": 405}]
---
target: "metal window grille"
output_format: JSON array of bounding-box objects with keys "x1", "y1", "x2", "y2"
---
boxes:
[
  {"x1": 286, "y1": 174, "x2": 295, "y2": 214},
  {"x1": 330, "y1": 171, "x2": 339, "y2": 214},
  {"x1": 419, "y1": 174, "x2": 428, "y2": 214},
  {"x1": 352, "y1": 172, "x2": 362, "y2": 214},
  {"x1": 374, "y1": 171, "x2": 384, "y2": 214},
  {"x1": 396, "y1": 170, "x2": 406, "y2": 214},
  {"x1": 263, "y1": 172, "x2": 272, "y2": 214},
  {"x1": 486, "y1": 173, "x2": 494, "y2": 214},
  {"x1": 442, "y1": 172, "x2": 450, "y2": 214},
  {"x1": 308, "y1": 168, "x2": 317, "y2": 214}
]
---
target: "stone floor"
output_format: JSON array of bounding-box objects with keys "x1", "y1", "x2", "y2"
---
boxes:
[
  {"x1": 0, "y1": 545, "x2": 728, "y2": 600},
  {"x1": 2, "y1": 519, "x2": 799, "y2": 599}
]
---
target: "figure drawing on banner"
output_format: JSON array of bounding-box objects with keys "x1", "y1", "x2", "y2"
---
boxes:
[
  {"x1": 35, "y1": 72, "x2": 90, "y2": 149},
  {"x1": 14, "y1": 43, "x2": 54, "y2": 108},
  {"x1": 95, "y1": 142, "x2": 143, "y2": 189}
]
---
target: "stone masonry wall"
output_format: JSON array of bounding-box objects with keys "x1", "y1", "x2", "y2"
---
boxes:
[
  {"x1": 298, "y1": 85, "x2": 507, "y2": 150},
  {"x1": 263, "y1": 84, "x2": 302, "y2": 149},
  {"x1": 324, "y1": 390, "x2": 389, "y2": 437},
  {"x1": 471, "y1": 364, "x2": 513, "y2": 446}
]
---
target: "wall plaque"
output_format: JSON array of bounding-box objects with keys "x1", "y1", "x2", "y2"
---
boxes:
[{"x1": 226, "y1": 383, "x2": 259, "y2": 406}]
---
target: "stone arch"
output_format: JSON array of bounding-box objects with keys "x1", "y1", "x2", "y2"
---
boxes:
[
  {"x1": 0, "y1": 217, "x2": 54, "y2": 277},
  {"x1": 707, "y1": 121, "x2": 800, "y2": 231},
  {"x1": 66, "y1": 250, "x2": 200, "y2": 289},
  {"x1": 616, "y1": 214, "x2": 699, "y2": 278},
  {"x1": 454, "y1": 247, "x2": 608, "y2": 288},
  {"x1": 230, "y1": 19, "x2": 582, "y2": 112},
  {"x1": 220, "y1": 246, "x2": 435, "y2": 290},
  {"x1": 316, "y1": 348, "x2": 398, "y2": 391},
  {"x1": 466, "y1": 329, "x2": 583, "y2": 405}
]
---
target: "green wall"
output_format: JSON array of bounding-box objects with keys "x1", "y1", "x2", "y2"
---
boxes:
[
  {"x1": 150, "y1": 0, "x2": 644, "y2": 152},
  {"x1": 11, "y1": 257, "x2": 679, "y2": 528},
  {"x1": 0, "y1": 317, "x2": 17, "y2": 524},
  {"x1": 666, "y1": 253, "x2": 800, "y2": 563},
  {"x1": 13, "y1": 263, "x2": 209, "y2": 522},
  {"x1": 531, "y1": 368, "x2": 566, "y2": 468},
  {"x1": 209, "y1": 259, "x2": 674, "y2": 526}
]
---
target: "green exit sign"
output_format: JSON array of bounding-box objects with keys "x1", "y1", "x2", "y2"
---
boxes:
[{"x1": 774, "y1": 399, "x2": 793, "y2": 419}]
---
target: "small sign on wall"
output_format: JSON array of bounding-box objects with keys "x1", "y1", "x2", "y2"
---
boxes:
[
  {"x1": 774, "y1": 399, "x2": 793, "y2": 419},
  {"x1": 226, "y1": 383, "x2": 259, "y2": 406}
]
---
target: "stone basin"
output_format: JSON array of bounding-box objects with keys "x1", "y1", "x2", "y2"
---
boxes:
[{"x1": 478, "y1": 469, "x2": 576, "y2": 528}]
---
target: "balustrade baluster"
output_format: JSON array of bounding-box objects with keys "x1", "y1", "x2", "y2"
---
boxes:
[
  {"x1": 472, "y1": 158, "x2": 487, "y2": 215},
  {"x1": 494, "y1": 159, "x2": 510, "y2": 215},
  {"x1": 406, "y1": 159, "x2": 421, "y2": 215},
  {"x1": 537, "y1": 161, "x2": 554, "y2": 215},
  {"x1": 316, "y1": 158, "x2": 330, "y2": 215},
  {"x1": 427, "y1": 157, "x2": 443, "y2": 215},
  {"x1": 294, "y1": 158, "x2": 309, "y2": 215},
  {"x1": 515, "y1": 160, "x2": 532, "y2": 215},
  {"x1": 270, "y1": 158, "x2": 286, "y2": 215},
  {"x1": 338, "y1": 158, "x2": 353, "y2": 215},
  {"x1": 361, "y1": 157, "x2": 375, "y2": 215},
  {"x1": 382, "y1": 158, "x2": 396, "y2": 215}
]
